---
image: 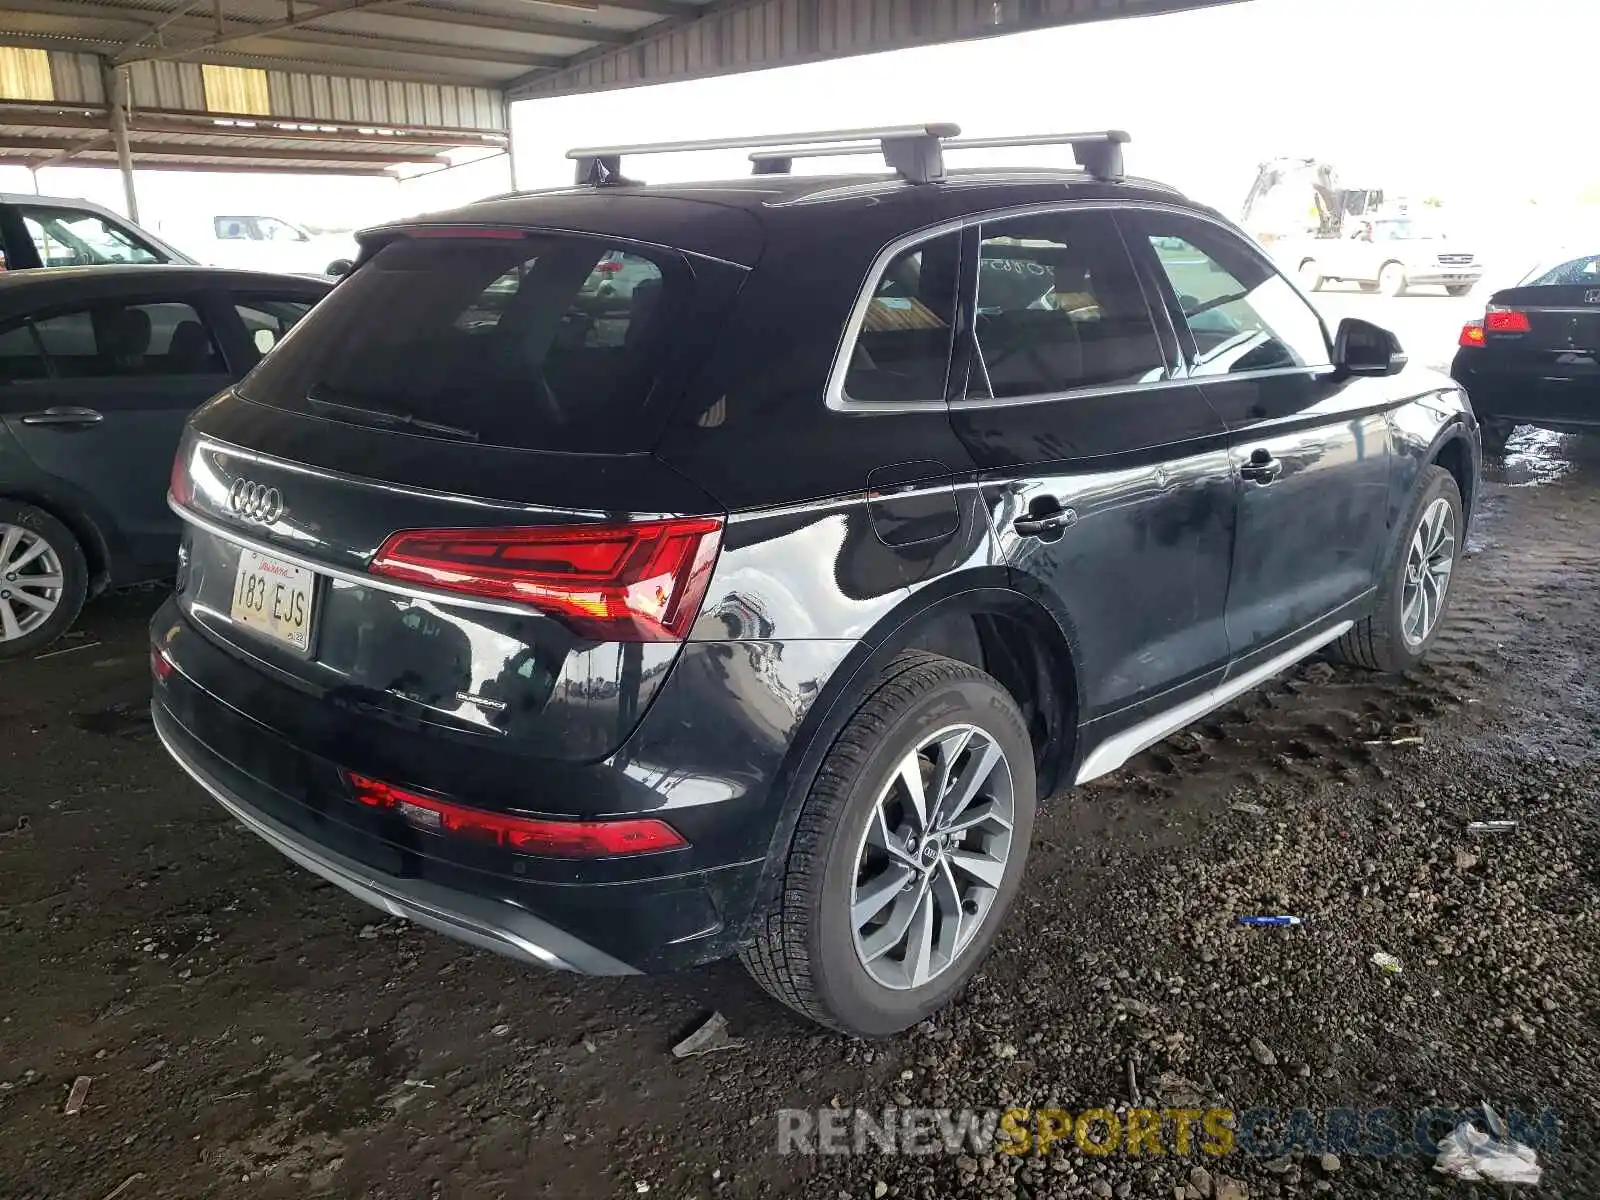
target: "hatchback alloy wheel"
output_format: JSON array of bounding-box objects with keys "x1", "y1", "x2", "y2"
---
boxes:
[{"x1": 0, "y1": 522, "x2": 66, "y2": 644}]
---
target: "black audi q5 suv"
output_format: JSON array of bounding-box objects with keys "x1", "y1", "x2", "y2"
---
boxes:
[{"x1": 151, "y1": 126, "x2": 1480, "y2": 1036}]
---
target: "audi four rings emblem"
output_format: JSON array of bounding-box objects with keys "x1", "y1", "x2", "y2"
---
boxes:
[{"x1": 229, "y1": 479, "x2": 283, "y2": 524}]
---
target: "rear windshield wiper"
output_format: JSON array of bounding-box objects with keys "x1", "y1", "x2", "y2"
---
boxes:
[{"x1": 307, "y1": 392, "x2": 480, "y2": 443}]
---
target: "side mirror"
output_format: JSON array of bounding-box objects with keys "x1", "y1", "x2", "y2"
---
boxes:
[
  {"x1": 1334, "y1": 317, "x2": 1408, "y2": 377},
  {"x1": 325, "y1": 258, "x2": 354, "y2": 279}
]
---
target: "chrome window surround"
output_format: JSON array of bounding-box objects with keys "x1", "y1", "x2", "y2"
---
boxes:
[{"x1": 823, "y1": 199, "x2": 1335, "y2": 415}]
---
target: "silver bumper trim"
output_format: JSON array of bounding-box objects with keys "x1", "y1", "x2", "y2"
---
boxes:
[{"x1": 152, "y1": 705, "x2": 640, "y2": 977}]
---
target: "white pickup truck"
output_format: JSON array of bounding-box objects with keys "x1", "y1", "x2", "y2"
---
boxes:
[{"x1": 1280, "y1": 217, "x2": 1483, "y2": 298}]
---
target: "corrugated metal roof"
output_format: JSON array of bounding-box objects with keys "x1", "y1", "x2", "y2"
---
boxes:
[
  {"x1": 0, "y1": 95, "x2": 506, "y2": 175},
  {"x1": 0, "y1": 0, "x2": 1234, "y2": 173},
  {"x1": 3, "y1": 0, "x2": 1236, "y2": 98}
]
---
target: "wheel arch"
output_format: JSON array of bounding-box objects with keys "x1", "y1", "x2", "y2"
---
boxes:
[
  {"x1": 0, "y1": 486, "x2": 117, "y2": 596},
  {"x1": 1430, "y1": 425, "x2": 1478, "y2": 528},
  {"x1": 734, "y1": 569, "x2": 1081, "y2": 940}
]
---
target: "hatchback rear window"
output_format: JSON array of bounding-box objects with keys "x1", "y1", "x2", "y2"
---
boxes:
[{"x1": 237, "y1": 233, "x2": 678, "y2": 451}]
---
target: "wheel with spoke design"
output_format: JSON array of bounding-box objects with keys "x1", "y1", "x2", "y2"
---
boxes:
[
  {"x1": 851, "y1": 723, "x2": 1016, "y2": 991},
  {"x1": 741, "y1": 651, "x2": 1036, "y2": 1036},
  {"x1": 1330, "y1": 465, "x2": 1463, "y2": 673},
  {"x1": 0, "y1": 501, "x2": 89, "y2": 660}
]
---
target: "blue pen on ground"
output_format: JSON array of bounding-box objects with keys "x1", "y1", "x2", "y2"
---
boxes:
[{"x1": 1238, "y1": 915, "x2": 1302, "y2": 927}]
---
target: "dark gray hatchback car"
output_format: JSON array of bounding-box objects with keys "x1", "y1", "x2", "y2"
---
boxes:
[{"x1": 0, "y1": 265, "x2": 328, "y2": 657}]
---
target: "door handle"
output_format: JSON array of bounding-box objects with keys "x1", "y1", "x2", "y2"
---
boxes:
[
  {"x1": 19, "y1": 406, "x2": 104, "y2": 427},
  {"x1": 1240, "y1": 449, "x2": 1283, "y2": 485},
  {"x1": 1013, "y1": 502, "x2": 1078, "y2": 540}
]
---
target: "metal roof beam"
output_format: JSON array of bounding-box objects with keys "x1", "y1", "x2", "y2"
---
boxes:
[
  {"x1": 2, "y1": 156, "x2": 395, "y2": 175},
  {"x1": 377, "y1": 3, "x2": 632, "y2": 43},
  {"x1": 209, "y1": 27, "x2": 565, "y2": 67},
  {"x1": 0, "y1": 134, "x2": 438, "y2": 165},
  {"x1": 0, "y1": 102, "x2": 505, "y2": 144},
  {"x1": 116, "y1": 0, "x2": 407, "y2": 63}
]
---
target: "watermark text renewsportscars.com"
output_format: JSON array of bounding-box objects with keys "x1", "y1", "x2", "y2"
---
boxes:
[{"x1": 776, "y1": 1105, "x2": 1561, "y2": 1159}]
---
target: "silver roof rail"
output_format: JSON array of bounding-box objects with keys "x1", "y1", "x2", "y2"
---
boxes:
[
  {"x1": 749, "y1": 129, "x2": 1131, "y2": 183},
  {"x1": 567, "y1": 123, "x2": 960, "y2": 187}
]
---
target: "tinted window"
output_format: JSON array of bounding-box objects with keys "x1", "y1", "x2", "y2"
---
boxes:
[
  {"x1": 238, "y1": 235, "x2": 679, "y2": 450},
  {"x1": 236, "y1": 297, "x2": 315, "y2": 355},
  {"x1": 4, "y1": 301, "x2": 223, "y2": 379},
  {"x1": 20, "y1": 208, "x2": 161, "y2": 267},
  {"x1": 1140, "y1": 216, "x2": 1329, "y2": 375},
  {"x1": 1525, "y1": 254, "x2": 1600, "y2": 286},
  {"x1": 842, "y1": 233, "x2": 959, "y2": 404},
  {"x1": 970, "y1": 211, "x2": 1166, "y2": 399},
  {"x1": 0, "y1": 324, "x2": 46, "y2": 383}
]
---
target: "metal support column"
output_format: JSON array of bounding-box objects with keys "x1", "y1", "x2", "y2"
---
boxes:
[
  {"x1": 502, "y1": 93, "x2": 519, "y2": 192},
  {"x1": 100, "y1": 57, "x2": 139, "y2": 222}
]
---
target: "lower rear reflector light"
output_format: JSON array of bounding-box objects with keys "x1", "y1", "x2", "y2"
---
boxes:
[
  {"x1": 368, "y1": 517, "x2": 723, "y2": 642},
  {"x1": 345, "y1": 772, "x2": 688, "y2": 858}
]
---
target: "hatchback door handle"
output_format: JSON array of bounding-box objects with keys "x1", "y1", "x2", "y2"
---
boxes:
[
  {"x1": 19, "y1": 406, "x2": 103, "y2": 427},
  {"x1": 1240, "y1": 449, "x2": 1282, "y2": 484}
]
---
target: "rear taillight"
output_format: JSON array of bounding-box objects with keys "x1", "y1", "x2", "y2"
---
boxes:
[
  {"x1": 596, "y1": 259, "x2": 624, "y2": 273},
  {"x1": 1484, "y1": 306, "x2": 1532, "y2": 334},
  {"x1": 1459, "y1": 320, "x2": 1486, "y2": 348},
  {"x1": 344, "y1": 772, "x2": 687, "y2": 858},
  {"x1": 369, "y1": 517, "x2": 723, "y2": 643},
  {"x1": 150, "y1": 644, "x2": 174, "y2": 681}
]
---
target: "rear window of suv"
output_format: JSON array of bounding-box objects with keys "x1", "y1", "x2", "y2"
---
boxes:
[{"x1": 237, "y1": 233, "x2": 678, "y2": 451}]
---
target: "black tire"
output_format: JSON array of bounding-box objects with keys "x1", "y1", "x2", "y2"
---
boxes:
[
  {"x1": 1379, "y1": 261, "x2": 1408, "y2": 297},
  {"x1": 1446, "y1": 284, "x2": 1474, "y2": 297},
  {"x1": 741, "y1": 650, "x2": 1037, "y2": 1036},
  {"x1": 1479, "y1": 419, "x2": 1514, "y2": 456},
  {"x1": 1297, "y1": 260, "x2": 1323, "y2": 292},
  {"x1": 1329, "y1": 465, "x2": 1462, "y2": 673},
  {"x1": 0, "y1": 500, "x2": 89, "y2": 660}
]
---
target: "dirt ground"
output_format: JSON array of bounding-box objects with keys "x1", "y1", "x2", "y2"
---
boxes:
[{"x1": 4, "y1": 428, "x2": 1600, "y2": 1200}]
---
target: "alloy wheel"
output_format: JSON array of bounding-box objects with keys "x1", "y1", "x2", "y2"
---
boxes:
[
  {"x1": 1401, "y1": 497, "x2": 1455, "y2": 647},
  {"x1": 0, "y1": 523, "x2": 65, "y2": 644},
  {"x1": 850, "y1": 724, "x2": 1015, "y2": 991}
]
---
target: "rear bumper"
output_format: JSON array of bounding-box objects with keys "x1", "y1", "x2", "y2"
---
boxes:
[
  {"x1": 154, "y1": 702, "x2": 638, "y2": 975},
  {"x1": 148, "y1": 597, "x2": 791, "y2": 973},
  {"x1": 1452, "y1": 354, "x2": 1600, "y2": 426}
]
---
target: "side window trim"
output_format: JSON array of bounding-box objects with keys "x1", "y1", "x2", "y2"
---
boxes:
[
  {"x1": 826, "y1": 197, "x2": 1346, "y2": 416},
  {"x1": 825, "y1": 219, "x2": 966, "y2": 414}
]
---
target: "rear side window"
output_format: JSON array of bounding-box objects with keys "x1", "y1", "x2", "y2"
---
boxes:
[
  {"x1": 235, "y1": 297, "x2": 315, "y2": 355},
  {"x1": 238, "y1": 235, "x2": 679, "y2": 450},
  {"x1": 969, "y1": 211, "x2": 1167, "y2": 399},
  {"x1": 0, "y1": 300, "x2": 223, "y2": 381},
  {"x1": 842, "y1": 233, "x2": 960, "y2": 405}
]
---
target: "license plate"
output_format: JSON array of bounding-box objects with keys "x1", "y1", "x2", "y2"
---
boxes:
[{"x1": 230, "y1": 549, "x2": 316, "y2": 652}]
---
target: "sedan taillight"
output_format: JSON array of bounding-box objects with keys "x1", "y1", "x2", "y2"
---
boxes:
[
  {"x1": 1484, "y1": 306, "x2": 1532, "y2": 334},
  {"x1": 368, "y1": 517, "x2": 723, "y2": 642}
]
